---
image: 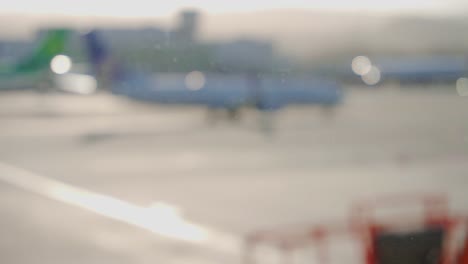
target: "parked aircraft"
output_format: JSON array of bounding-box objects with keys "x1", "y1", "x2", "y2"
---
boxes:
[
  {"x1": 83, "y1": 30, "x2": 343, "y2": 122},
  {"x1": 0, "y1": 29, "x2": 70, "y2": 90}
]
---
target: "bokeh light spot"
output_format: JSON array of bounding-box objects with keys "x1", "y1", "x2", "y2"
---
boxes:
[
  {"x1": 456, "y1": 78, "x2": 468, "y2": 96},
  {"x1": 185, "y1": 71, "x2": 206, "y2": 91},
  {"x1": 50, "y1": 55, "x2": 72, "y2": 74},
  {"x1": 352, "y1": 56, "x2": 372, "y2": 76},
  {"x1": 362, "y1": 66, "x2": 381, "y2": 85}
]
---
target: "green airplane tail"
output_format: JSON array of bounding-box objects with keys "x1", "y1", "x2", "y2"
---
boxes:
[{"x1": 12, "y1": 29, "x2": 71, "y2": 74}]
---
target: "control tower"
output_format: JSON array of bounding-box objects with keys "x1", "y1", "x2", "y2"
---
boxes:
[{"x1": 176, "y1": 10, "x2": 199, "y2": 44}]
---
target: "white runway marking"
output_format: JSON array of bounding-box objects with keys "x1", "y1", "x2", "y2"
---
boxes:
[{"x1": 0, "y1": 161, "x2": 240, "y2": 255}]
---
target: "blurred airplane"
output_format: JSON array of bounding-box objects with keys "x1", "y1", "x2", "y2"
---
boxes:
[
  {"x1": 375, "y1": 56, "x2": 467, "y2": 84},
  {"x1": 83, "y1": 30, "x2": 343, "y2": 124},
  {"x1": 348, "y1": 55, "x2": 467, "y2": 86},
  {"x1": 0, "y1": 28, "x2": 343, "y2": 128},
  {"x1": 0, "y1": 29, "x2": 70, "y2": 89}
]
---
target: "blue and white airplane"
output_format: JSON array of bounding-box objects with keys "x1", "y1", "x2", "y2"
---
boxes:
[
  {"x1": 375, "y1": 56, "x2": 466, "y2": 83},
  {"x1": 83, "y1": 30, "x2": 343, "y2": 119},
  {"x1": 348, "y1": 55, "x2": 467, "y2": 85}
]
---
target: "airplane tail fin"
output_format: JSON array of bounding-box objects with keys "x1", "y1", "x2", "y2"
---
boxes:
[
  {"x1": 82, "y1": 30, "x2": 109, "y2": 71},
  {"x1": 14, "y1": 29, "x2": 71, "y2": 73},
  {"x1": 82, "y1": 30, "x2": 126, "y2": 83}
]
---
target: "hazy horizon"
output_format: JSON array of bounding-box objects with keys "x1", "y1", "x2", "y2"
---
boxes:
[
  {"x1": 1, "y1": 0, "x2": 466, "y2": 16},
  {"x1": 2, "y1": 8, "x2": 468, "y2": 63},
  {"x1": 0, "y1": 0, "x2": 467, "y2": 39}
]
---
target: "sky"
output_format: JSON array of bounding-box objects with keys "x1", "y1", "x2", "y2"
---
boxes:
[
  {"x1": 0, "y1": 0, "x2": 466, "y2": 17},
  {"x1": 0, "y1": 0, "x2": 466, "y2": 40}
]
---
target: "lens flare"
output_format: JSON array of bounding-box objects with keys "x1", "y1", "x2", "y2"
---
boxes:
[
  {"x1": 185, "y1": 71, "x2": 206, "y2": 90},
  {"x1": 362, "y1": 66, "x2": 381, "y2": 85},
  {"x1": 456, "y1": 78, "x2": 468, "y2": 96},
  {"x1": 352, "y1": 56, "x2": 372, "y2": 76},
  {"x1": 50, "y1": 55, "x2": 72, "y2": 74}
]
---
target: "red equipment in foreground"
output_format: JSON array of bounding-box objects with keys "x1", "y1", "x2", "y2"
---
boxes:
[{"x1": 245, "y1": 193, "x2": 468, "y2": 264}]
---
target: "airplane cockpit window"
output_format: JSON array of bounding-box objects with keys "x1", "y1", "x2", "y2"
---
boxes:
[{"x1": 0, "y1": 1, "x2": 467, "y2": 264}]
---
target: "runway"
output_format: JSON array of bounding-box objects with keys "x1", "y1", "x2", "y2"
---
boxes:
[{"x1": 0, "y1": 85, "x2": 467, "y2": 263}]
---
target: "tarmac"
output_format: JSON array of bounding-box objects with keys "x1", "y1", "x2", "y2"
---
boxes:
[{"x1": 0, "y1": 85, "x2": 467, "y2": 264}]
